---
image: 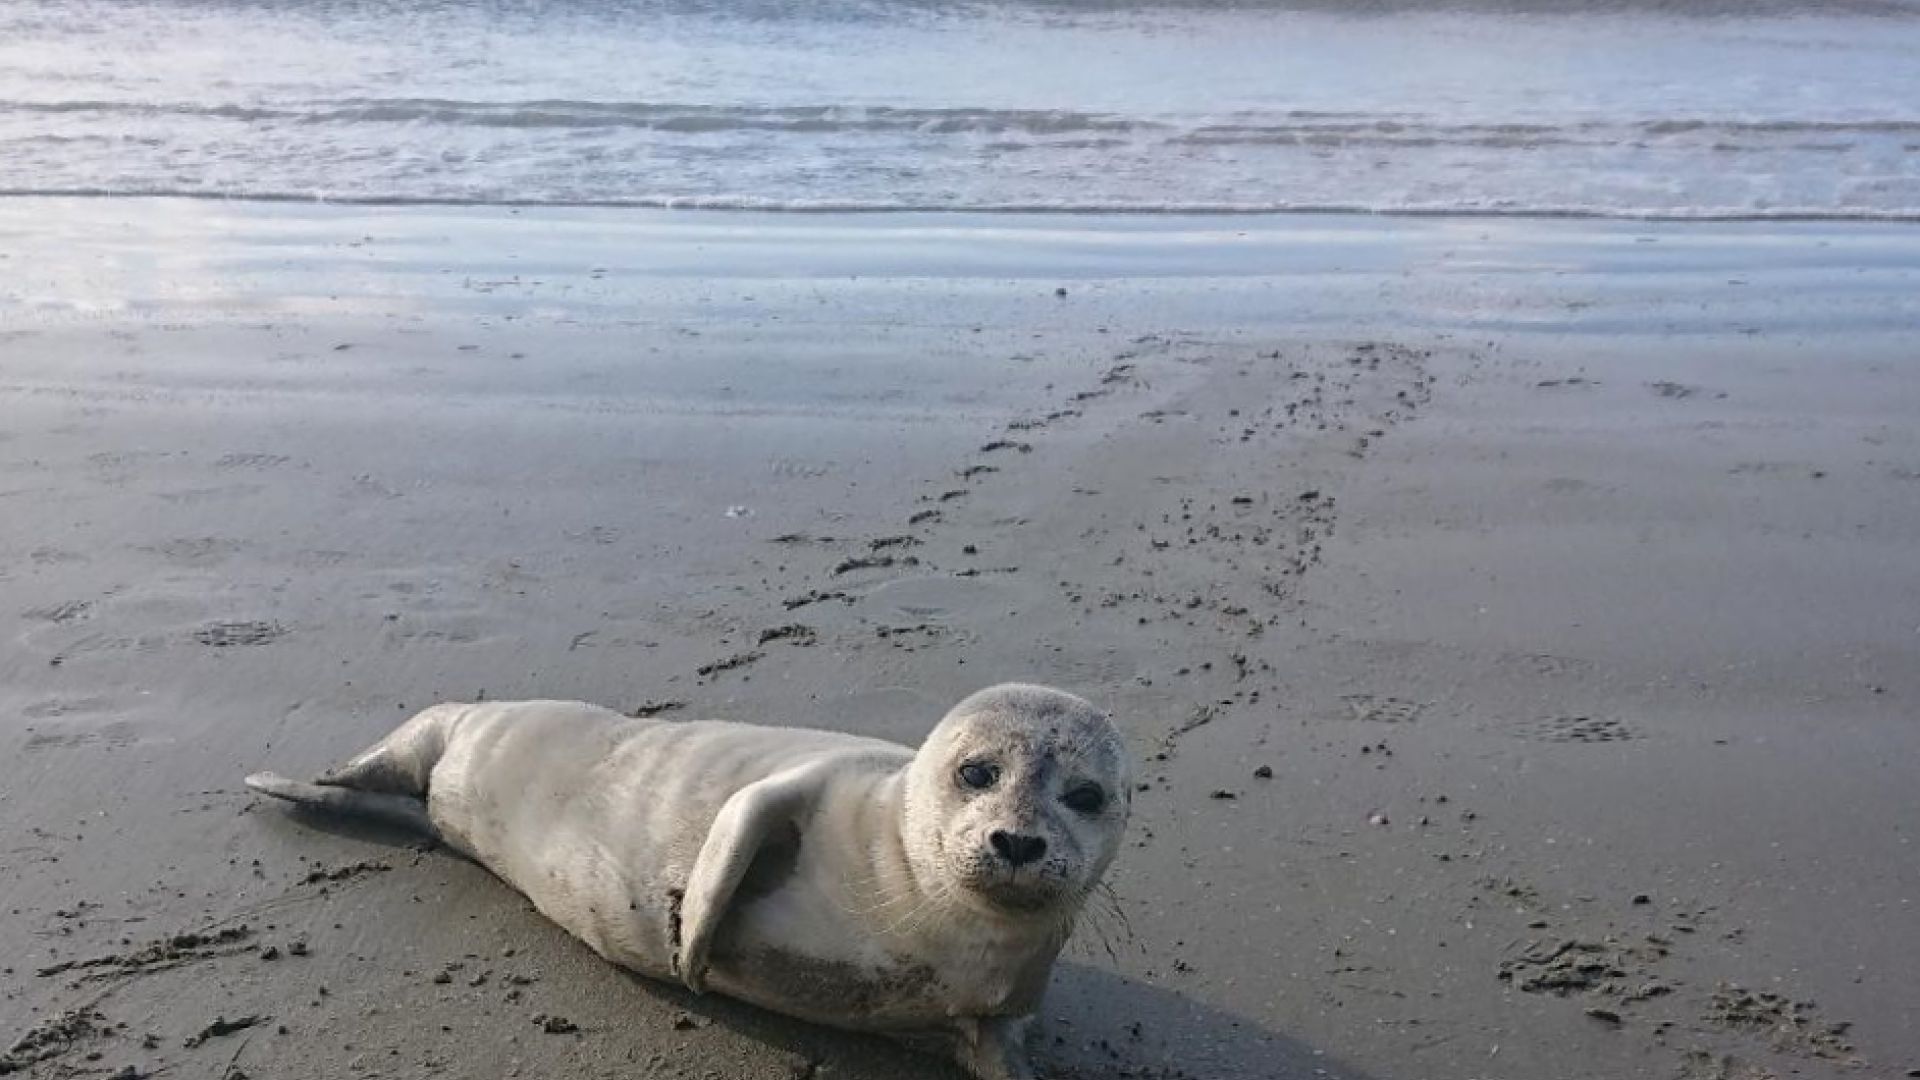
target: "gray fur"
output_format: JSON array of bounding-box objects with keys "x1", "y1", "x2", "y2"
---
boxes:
[{"x1": 245, "y1": 685, "x2": 1131, "y2": 1080}]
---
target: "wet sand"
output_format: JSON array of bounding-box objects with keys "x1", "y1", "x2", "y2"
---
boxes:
[{"x1": 2, "y1": 200, "x2": 1917, "y2": 1080}]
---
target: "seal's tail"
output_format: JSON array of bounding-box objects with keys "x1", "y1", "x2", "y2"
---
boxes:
[{"x1": 245, "y1": 771, "x2": 435, "y2": 835}]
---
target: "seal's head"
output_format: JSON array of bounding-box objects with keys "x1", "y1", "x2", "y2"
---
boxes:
[{"x1": 903, "y1": 684, "x2": 1132, "y2": 918}]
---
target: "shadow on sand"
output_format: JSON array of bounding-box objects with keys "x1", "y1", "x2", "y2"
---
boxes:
[{"x1": 602, "y1": 958, "x2": 1374, "y2": 1080}]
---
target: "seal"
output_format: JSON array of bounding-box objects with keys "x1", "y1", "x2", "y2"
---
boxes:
[{"x1": 245, "y1": 683, "x2": 1131, "y2": 1079}]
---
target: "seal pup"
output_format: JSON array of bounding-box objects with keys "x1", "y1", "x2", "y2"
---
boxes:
[{"x1": 245, "y1": 683, "x2": 1130, "y2": 1079}]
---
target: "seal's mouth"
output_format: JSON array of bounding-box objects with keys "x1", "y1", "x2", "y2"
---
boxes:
[{"x1": 970, "y1": 872, "x2": 1068, "y2": 914}]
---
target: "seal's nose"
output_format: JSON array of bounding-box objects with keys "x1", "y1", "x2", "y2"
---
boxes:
[{"x1": 988, "y1": 830, "x2": 1047, "y2": 867}]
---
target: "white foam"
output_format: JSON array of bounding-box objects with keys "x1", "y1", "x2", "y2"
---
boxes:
[{"x1": 2, "y1": 1, "x2": 1917, "y2": 220}]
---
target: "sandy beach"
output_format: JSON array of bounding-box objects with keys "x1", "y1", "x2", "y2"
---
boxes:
[{"x1": 3, "y1": 199, "x2": 1918, "y2": 1080}]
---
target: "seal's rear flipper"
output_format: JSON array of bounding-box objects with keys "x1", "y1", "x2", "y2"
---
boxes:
[{"x1": 246, "y1": 771, "x2": 435, "y2": 835}]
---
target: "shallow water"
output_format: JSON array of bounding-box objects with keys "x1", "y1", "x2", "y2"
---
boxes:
[
  {"x1": 4, "y1": 197, "x2": 1916, "y2": 338},
  {"x1": 2, "y1": 0, "x2": 1919, "y2": 218}
]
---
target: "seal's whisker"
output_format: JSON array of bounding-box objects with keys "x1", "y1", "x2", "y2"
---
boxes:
[
  {"x1": 878, "y1": 881, "x2": 954, "y2": 938},
  {"x1": 1096, "y1": 881, "x2": 1143, "y2": 956},
  {"x1": 840, "y1": 885, "x2": 932, "y2": 918}
]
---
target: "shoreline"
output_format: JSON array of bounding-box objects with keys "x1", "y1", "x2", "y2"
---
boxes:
[
  {"x1": 2, "y1": 202, "x2": 1916, "y2": 1080},
  {"x1": 11, "y1": 190, "x2": 1920, "y2": 224}
]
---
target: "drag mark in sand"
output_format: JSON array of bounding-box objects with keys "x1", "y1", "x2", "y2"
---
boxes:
[
  {"x1": 1497, "y1": 936, "x2": 1672, "y2": 1000},
  {"x1": 832, "y1": 555, "x2": 908, "y2": 575},
  {"x1": 1157, "y1": 703, "x2": 1219, "y2": 756},
  {"x1": 0, "y1": 1006, "x2": 107, "y2": 1075},
  {"x1": 297, "y1": 859, "x2": 390, "y2": 886},
  {"x1": 22, "y1": 720, "x2": 139, "y2": 753},
  {"x1": 695, "y1": 651, "x2": 763, "y2": 679},
  {"x1": 782, "y1": 589, "x2": 852, "y2": 611},
  {"x1": 142, "y1": 536, "x2": 245, "y2": 568},
  {"x1": 213, "y1": 452, "x2": 291, "y2": 470},
  {"x1": 22, "y1": 600, "x2": 92, "y2": 624},
  {"x1": 192, "y1": 620, "x2": 286, "y2": 648},
  {"x1": 874, "y1": 624, "x2": 945, "y2": 651},
  {"x1": 21, "y1": 696, "x2": 116, "y2": 719},
  {"x1": 1342, "y1": 694, "x2": 1423, "y2": 725},
  {"x1": 1504, "y1": 715, "x2": 1639, "y2": 744},
  {"x1": 36, "y1": 925, "x2": 256, "y2": 983},
  {"x1": 756, "y1": 623, "x2": 817, "y2": 646},
  {"x1": 1478, "y1": 869, "x2": 1873, "y2": 1076},
  {"x1": 183, "y1": 1013, "x2": 266, "y2": 1048},
  {"x1": 1706, "y1": 986, "x2": 1860, "y2": 1063}
]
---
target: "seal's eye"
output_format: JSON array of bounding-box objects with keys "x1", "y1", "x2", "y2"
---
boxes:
[
  {"x1": 957, "y1": 762, "x2": 999, "y2": 790},
  {"x1": 1062, "y1": 784, "x2": 1106, "y2": 815}
]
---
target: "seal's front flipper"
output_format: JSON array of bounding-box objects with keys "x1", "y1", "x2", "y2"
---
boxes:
[
  {"x1": 245, "y1": 771, "x2": 435, "y2": 835},
  {"x1": 674, "y1": 763, "x2": 829, "y2": 993}
]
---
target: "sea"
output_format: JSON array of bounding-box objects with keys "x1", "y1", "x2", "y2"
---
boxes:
[{"x1": 2, "y1": 0, "x2": 1919, "y2": 220}]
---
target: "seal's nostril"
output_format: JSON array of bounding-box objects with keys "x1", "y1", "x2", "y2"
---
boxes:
[{"x1": 989, "y1": 830, "x2": 1047, "y2": 867}]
